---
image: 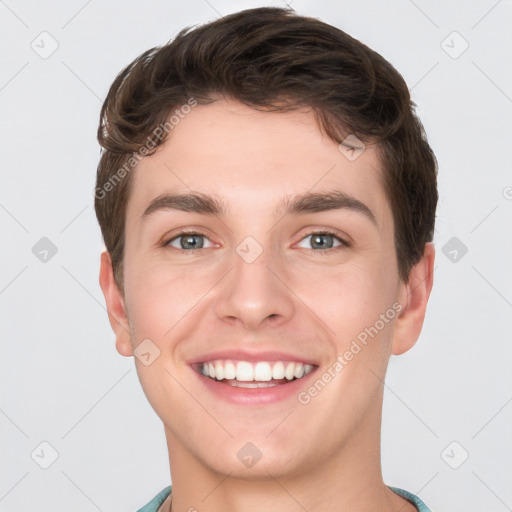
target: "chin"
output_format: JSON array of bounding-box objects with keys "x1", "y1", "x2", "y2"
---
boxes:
[{"x1": 197, "y1": 437, "x2": 307, "y2": 480}]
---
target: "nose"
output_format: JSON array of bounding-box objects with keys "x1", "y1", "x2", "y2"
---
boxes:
[{"x1": 214, "y1": 242, "x2": 295, "y2": 331}]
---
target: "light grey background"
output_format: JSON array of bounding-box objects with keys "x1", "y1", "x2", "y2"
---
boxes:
[{"x1": 1, "y1": 0, "x2": 511, "y2": 511}]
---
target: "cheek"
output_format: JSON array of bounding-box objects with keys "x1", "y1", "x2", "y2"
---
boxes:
[
  {"x1": 123, "y1": 254, "x2": 219, "y2": 341},
  {"x1": 298, "y1": 261, "x2": 397, "y2": 346}
]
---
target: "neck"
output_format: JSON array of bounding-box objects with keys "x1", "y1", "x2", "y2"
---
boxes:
[{"x1": 162, "y1": 401, "x2": 415, "y2": 512}]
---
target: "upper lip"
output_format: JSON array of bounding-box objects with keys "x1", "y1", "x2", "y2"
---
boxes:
[{"x1": 187, "y1": 349, "x2": 319, "y2": 366}]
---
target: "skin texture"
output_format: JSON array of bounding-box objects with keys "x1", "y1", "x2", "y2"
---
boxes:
[{"x1": 99, "y1": 99, "x2": 434, "y2": 512}]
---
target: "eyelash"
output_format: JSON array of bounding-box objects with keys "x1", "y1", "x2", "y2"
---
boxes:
[{"x1": 162, "y1": 229, "x2": 351, "y2": 254}]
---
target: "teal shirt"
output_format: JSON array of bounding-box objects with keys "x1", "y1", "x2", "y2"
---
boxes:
[
  {"x1": 137, "y1": 485, "x2": 431, "y2": 511},
  {"x1": 137, "y1": 486, "x2": 171, "y2": 512}
]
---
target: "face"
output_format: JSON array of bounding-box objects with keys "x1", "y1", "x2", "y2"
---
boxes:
[{"x1": 101, "y1": 99, "x2": 432, "y2": 480}]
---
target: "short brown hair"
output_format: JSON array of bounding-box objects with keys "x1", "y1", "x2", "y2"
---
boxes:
[{"x1": 94, "y1": 6, "x2": 437, "y2": 290}]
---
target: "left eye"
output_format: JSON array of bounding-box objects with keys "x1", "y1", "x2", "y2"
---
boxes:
[{"x1": 297, "y1": 232, "x2": 345, "y2": 250}]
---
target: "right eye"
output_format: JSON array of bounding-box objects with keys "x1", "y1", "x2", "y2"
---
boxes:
[{"x1": 164, "y1": 232, "x2": 214, "y2": 251}]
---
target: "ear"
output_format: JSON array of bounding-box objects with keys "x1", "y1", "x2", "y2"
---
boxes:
[
  {"x1": 99, "y1": 251, "x2": 133, "y2": 357},
  {"x1": 392, "y1": 243, "x2": 435, "y2": 355}
]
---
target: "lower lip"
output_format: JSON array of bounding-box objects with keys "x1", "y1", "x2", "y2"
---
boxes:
[{"x1": 194, "y1": 368, "x2": 317, "y2": 405}]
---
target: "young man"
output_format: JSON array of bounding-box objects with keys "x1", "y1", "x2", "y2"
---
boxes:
[{"x1": 95, "y1": 7, "x2": 437, "y2": 512}]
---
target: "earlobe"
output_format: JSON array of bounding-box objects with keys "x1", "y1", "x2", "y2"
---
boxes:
[
  {"x1": 98, "y1": 251, "x2": 133, "y2": 357},
  {"x1": 391, "y1": 243, "x2": 435, "y2": 355}
]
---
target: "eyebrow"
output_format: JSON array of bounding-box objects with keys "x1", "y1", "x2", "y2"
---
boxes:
[{"x1": 141, "y1": 190, "x2": 376, "y2": 225}]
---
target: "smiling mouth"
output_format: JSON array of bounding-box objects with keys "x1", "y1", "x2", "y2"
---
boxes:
[{"x1": 196, "y1": 359, "x2": 316, "y2": 388}]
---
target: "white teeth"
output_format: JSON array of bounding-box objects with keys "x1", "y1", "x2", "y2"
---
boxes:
[
  {"x1": 199, "y1": 359, "x2": 315, "y2": 383},
  {"x1": 227, "y1": 381, "x2": 277, "y2": 388},
  {"x1": 293, "y1": 363, "x2": 304, "y2": 379},
  {"x1": 214, "y1": 361, "x2": 224, "y2": 380},
  {"x1": 272, "y1": 361, "x2": 285, "y2": 380},
  {"x1": 254, "y1": 362, "x2": 272, "y2": 381},
  {"x1": 224, "y1": 361, "x2": 236, "y2": 380},
  {"x1": 236, "y1": 361, "x2": 254, "y2": 381},
  {"x1": 285, "y1": 362, "x2": 295, "y2": 380}
]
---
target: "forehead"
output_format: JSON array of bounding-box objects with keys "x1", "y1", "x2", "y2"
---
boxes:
[{"x1": 126, "y1": 99, "x2": 392, "y2": 230}]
